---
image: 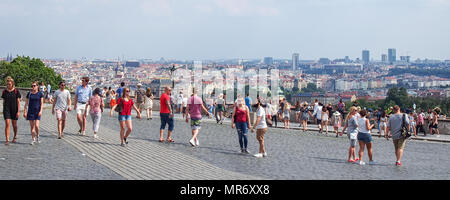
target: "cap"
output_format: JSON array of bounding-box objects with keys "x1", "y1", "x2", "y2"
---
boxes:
[{"x1": 137, "y1": 83, "x2": 142, "y2": 86}]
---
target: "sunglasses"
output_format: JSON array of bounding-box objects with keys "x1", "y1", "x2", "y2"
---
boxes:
[
  {"x1": 60, "y1": 84, "x2": 66, "y2": 87},
  {"x1": 31, "y1": 85, "x2": 37, "y2": 87},
  {"x1": 125, "y1": 90, "x2": 130, "y2": 92}
]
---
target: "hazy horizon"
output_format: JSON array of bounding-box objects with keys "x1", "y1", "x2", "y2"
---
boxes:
[{"x1": 1, "y1": 0, "x2": 450, "y2": 61}]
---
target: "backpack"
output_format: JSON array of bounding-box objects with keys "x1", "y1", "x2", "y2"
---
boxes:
[
  {"x1": 401, "y1": 114, "x2": 411, "y2": 139},
  {"x1": 2, "y1": 88, "x2": 18, "y2": 96}
]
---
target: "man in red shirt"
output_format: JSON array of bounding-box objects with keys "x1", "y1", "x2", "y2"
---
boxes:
[{"x1": 159, "y1": 87, "x2": 174, "y2": 142}]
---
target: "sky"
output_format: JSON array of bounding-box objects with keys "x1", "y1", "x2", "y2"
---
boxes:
[{"x1": 1, "y1": 0, "x2": 450, "y2": 61}]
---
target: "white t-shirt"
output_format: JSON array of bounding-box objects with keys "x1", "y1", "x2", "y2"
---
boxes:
[
  {"x1": 316, "y1": 106, "x2": 323, "y2": 118},
  {"x1": 216, "y1": 98, "x2": 224, "y2": 105},
  {"x1": 177, "y1": 94, "x2": 183, "y2": 104},
  {"x1": 256, "y1": 106, "x2": 267, "y2": 129},
  {"x1": 182, "y1": 97, "x2": 188, "y2": 107}
]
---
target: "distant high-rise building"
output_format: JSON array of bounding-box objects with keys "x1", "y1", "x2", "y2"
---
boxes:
[
  {"x1": 400, "y1": 56, "x2": 411, "y2": 63},
  {"x1": 345, "y1": 56, "x2": 350, "y2": 63},
  {"x1": 381, "y1": 54, "x2": 387, "y2": 63},
  {"x1": 388, "y1": 48, "x2": 396, "y2": 64},
  {"x1": 264, "y1": 57, "x2": 273, "y2": 65},
  {"x1": 318, "y1": 58, "x2": 331, "y2": 65},
  {"x1": 292, "y1": 53, "x2": 299, "y2": 70},
  {"x1": 125, "y1": 61, "x2": 140, "y2": 68},
  {"x1": 362, "y1": 50, "x2": 370, "y2": 64}
]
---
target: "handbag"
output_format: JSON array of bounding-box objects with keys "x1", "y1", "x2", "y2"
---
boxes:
[
  {"x1": 401, "y1": 114, "x2": 411, "y2": 139},
  {"x1": 266, "y1": 114, "x2": 273, "y2": 126},
  {"x1": 349, "y1": 130, "x2": 358, "y2": 140},
  {"x1": 115, "y1": 98, "x2": 123, "y2": 113}
]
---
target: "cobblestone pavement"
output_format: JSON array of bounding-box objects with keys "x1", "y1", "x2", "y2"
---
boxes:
[
  {"x1": 1, "y1": 109, "x2": 450, "y2": 180},
  {"x1": 106, "y1": 111, "x2": 450, "y2": 180},
  {"x1": 0, "y1": 118, "x2": 124, "y2": 180}
]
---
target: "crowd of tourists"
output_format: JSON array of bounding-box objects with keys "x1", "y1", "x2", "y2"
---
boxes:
[{"x1": 1, "y1": 76, "x2": 444, "y2": 165}]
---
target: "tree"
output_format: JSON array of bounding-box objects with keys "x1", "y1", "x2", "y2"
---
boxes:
[{"x1": 0, "y1": 56, "x2": 62, "y2": 88}]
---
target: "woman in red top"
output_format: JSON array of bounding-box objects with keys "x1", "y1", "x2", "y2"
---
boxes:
[
  {"x1": 231, "y1": 98, "x2": 252, "y2": 154},
  {"x1": 110, "y1": 88, "x2": 141, "y2": 147}
]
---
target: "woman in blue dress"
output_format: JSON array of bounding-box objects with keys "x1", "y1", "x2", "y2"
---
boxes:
[{"x1": 23, "y1": 81, "x2": 44, "y2": 145}]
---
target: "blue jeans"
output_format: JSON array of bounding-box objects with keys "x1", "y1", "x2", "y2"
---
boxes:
[{"x1": 235, "y1": 122, "x2": 249, "y2": 149}]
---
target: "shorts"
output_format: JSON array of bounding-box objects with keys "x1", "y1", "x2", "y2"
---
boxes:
[
  {"x1": 118, "y1": 115, "x2": 132, "y2": 121},
  {"x1": 55, "y1": 109, "x2": 67, "y2": 120},
  {"x1": 160, "y1": 113, "x2": 174, "y2": 131},
  {"x1": 393, "y1": 137, "x2": 406, "y2": 150},
  {"x1": 76, "y1": 102, "x2": 89, "y2": 116},
  {"x1": 217, "y1": 105, "x2": 225, "y2": 112},
  {"x1": 429, "y1": 123, "x2": 438, "y2": 129},
  {"x1": 317, "y1": 119, "x2": 322, "y2": 124},
  {"x1": 190, "y1": 118, "x2": 202, "y2": 130},
  {"x1": 136, "y1": 102, "x2": 143, "y2": 109},
  {"x1": 349, "y1": 139, "x2": 357, "y2": 147},
  {"x1": 182, "y1": 107, "x2": 186, "y2": 114},
  {"x1": 256, "y1": 128, "x2": 266, "y2": 141},
  {"x1": 357, "y1": 132, "x2": 373, "y2": 143}
]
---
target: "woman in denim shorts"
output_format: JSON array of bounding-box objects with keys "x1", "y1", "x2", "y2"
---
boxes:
[
  {"x1": 110, "y1": 88, "x2": 141, "y2": 147},
  {"x1": 356, "y1": 109, "x2": 375, "y2": 165}
]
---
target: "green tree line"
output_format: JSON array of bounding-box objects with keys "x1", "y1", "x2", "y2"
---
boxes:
[
  {"x1": 0, "y1": 56, "x2": 62, "y2": 88},
  {"x1": 388, "y1": 68, "x2": 450, "y2": 79},
  {"x1": 348, "y1": 87, "x2": 450, "y2": 115}
]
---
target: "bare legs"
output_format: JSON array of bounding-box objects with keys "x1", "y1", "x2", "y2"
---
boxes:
[
  {"x1": 358, "y1": 141, "x2": 373, "y2": 163},
  {"x1": 77, "y1": 114, "x2": 87, "y2": 134},
  {"x1": 4, "y1": 119, "x2": 18, "y2": 145},
  {"x1": 29, "y1": 120, "x2": 40, "y2": 141},
  {"x1": 120, "y1": 120, "x2": 132, "y2": 145}
]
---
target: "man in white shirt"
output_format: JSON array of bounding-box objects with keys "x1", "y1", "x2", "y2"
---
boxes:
[
  {"x1": 52, "y1": 81, "x2": 72, "y2": 139},
  {"x1": 314, "y1": 102, "x2": 323, "y2": 131}
]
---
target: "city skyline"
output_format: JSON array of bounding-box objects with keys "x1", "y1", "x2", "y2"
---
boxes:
[{"x1": 1, "y1": 0, "x2": 450, "y2": 60}]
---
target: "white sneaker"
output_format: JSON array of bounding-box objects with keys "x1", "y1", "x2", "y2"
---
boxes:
[
  {"x1": 195, "y1": 139, "x2": 199, "y2": 146},
  {"x1": 82, "y1": 131, "x2": 86, "y2": 136},
  {"x1": 30, "y1": 140, "x2": 35, "y2": 145},
  {"x1": 36, "y1": 137, "x2": 40, "y2": 144},
  {"x1": 189, "y1": 139, "x2": 195, "y2": 146},
  {"x1": 437, "y1": 135, "x2": 440, "y2": 138},
  {"x1": 263, "y1": 152, "x2": 268, "y2": 157},
  {"x1": 359, "y1": 161, "x2": 366, "y2": 165},
  {"x1": 93, "y1": 134, "x2": 99, "y2": 139},
  {"x1": 369, "y1": 161, "x2": 376, "y2": 165},
  {"x1": 254, "y1": 153, "x2": 263, "y2": 158}
]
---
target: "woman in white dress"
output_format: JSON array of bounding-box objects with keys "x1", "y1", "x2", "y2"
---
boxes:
[
  {"x1": 143, "y1": 88, "x2": 154, "y2": 120},
  {"x1": 321, "y1": 106, "x2": 329, "y2": 134}
]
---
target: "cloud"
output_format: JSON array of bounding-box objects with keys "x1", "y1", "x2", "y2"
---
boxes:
[
  {"x1": 140, "y1": 0, "x2": 173, "y2": 17},
  {"x1": 0, "y1": 2, "x2": 32, "y2": 17},
  {"x1": 213, "y1": 0, "x2": 280, "y2": 17}
]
